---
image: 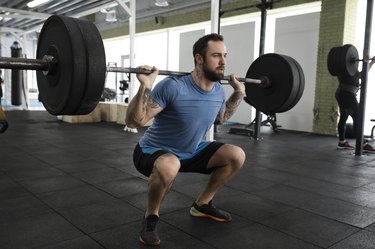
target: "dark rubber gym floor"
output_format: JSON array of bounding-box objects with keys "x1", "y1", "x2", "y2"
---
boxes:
[{"x1": 1, "y1": 110, "x2": 375, "y2": 249}]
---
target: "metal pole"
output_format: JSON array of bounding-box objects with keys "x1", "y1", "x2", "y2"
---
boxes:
[
  {"x1": 355, "y1": 0, "x2": 373, "y2": 156},
  {"x1": 254, "y1": 0, "x2": 268, "y2": 140}
]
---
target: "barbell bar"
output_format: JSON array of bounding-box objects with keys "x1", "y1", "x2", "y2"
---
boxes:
[
  {"x1": 0, "y1": 56, "x2": 266, "y2": 85},
  {"x1": 351, "y1": 58, "x2": 375, "y2": 63},
  {"x1": 106, "y1": 66, "x2": 265, "y2": 85},
  {"x1": 0, "y1": 56, "x2": 265, "y2": 86},
  {"x1": 0, "y1": 15, "x2": 305, "y2": 116}
]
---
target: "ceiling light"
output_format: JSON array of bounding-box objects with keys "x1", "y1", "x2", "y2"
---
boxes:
[
  {"x1": 1, "y1": 12, "x2": 11, "y2": 22},
  {"x1": 155, "y1": 0, "x2": 169, "y2": 7},
  {"x1": 105, "y1": 10, "x2": 117, "y2": 22},
  {"x1": 27, "y1": 0, "x2": 51, "y2": 8}
]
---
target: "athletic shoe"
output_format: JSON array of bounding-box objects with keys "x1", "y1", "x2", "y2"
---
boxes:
[
  {"x1": 337, "y1": 141, "x2": 354, "y2": 150},
  {"x1": 139, "y1": 215, "x2": 160, "y2": 246},
  {"x1": 190, "y1": 200, "x2": 232, "y2": 222},
  {"x1": 123, "y1": 125, "x2": 138, "y2": 133},
  {"x1": 363, "y1": 143, "x2": 375, "y2": 153}
]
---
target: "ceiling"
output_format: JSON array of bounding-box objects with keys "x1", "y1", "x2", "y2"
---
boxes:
[{"x1": 0, "y1": 0, "x2": 241, "y2": 35}]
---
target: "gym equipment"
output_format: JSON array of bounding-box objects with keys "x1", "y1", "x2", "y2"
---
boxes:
[
  {"x1": 245, "y1": 53, "x2": 305, "y2": 114},
  {"x1": 11, "y1": 42, "x2": 23, "y2": 106},
  {"x1": 107, "y1": 66, "x2": 267, "y2": 85},
  {"x1": 36, "y1": 15, "x2": 106, "y2": 115},
  {"x1": 327, "y1": 44, "x2": 375, "y2": 77},
  {"x1": 0, "y1": 15, "x2": 305, "y2": 116},
  {"x1": 327, "y1": 44, "x2": 359, "y2": 76}
]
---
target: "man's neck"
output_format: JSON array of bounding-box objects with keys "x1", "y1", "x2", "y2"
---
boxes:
[{"x1": 191, "y1": 69, "x2": 215, "y2": 91}]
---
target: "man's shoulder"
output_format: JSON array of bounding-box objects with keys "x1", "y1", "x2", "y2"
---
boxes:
[{"x1": 156, "y1": 74, "x2": 191, "y2": 89}]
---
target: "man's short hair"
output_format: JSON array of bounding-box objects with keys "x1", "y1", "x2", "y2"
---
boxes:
[{"x1": 193, "y1": 33, "x2": 224, "y2": 63}]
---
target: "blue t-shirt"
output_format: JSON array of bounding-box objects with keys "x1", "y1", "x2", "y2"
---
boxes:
[{"x1": 139, "y1": 74, "x2": 226, "y2": 159}]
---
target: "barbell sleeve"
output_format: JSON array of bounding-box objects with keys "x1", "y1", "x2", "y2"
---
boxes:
[{"x1": 0, "y1": 56, "x2": 49, "y2": 71}]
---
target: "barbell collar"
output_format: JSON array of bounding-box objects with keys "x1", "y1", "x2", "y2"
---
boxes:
[{"x1": 41, "y1": 55, "x2": 58, "y2": 76}]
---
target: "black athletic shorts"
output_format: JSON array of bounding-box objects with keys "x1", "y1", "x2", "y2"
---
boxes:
[{"x1": 133, "y1": 142, "x2": 224, "y2": 177}]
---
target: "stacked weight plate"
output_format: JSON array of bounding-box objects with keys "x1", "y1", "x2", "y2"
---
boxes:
[
  {"x1": 327, "y1": 44, "x2": 359, "y2": 77},
  {"x1": 36, "y1": 15, "x2": 106, "y2": 115},
  {"x1": 245, "y1": 53, "x2": 305, "y2": 114}
]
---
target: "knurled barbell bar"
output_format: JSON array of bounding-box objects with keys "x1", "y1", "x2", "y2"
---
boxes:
[
  {"x1": 0, "y1": 56, "x2": 267, "y2": 86},
  {"x1": 0, "y1": 15, "x2": 305, "y2": 116},
  {"x1": 106, "y1": 66, "x2": 267, "y2": 86}
]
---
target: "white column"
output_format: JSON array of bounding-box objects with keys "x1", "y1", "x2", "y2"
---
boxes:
[
  {"x1": 117, "y1": 0, "x2": 137, "y2": 132},
  {"x1": 210, "y1": 0, "x2": 220, "y2": 33},
  {"x1": 115, "y1": 0, "x2": 136, "y2": 100},
  {"x1": 128, "y1": 0, "x2": 136, "y2": 100},
  {"x1": 206, "y1": 0, "x2": 221, "y2": 141}
]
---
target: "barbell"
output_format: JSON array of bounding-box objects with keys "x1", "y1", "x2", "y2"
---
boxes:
[
  {"x1": 327, "y1": 44, "x2": 359, "y2": 77},
  {"x1": 0, "y1": 15, "x2": 305, "y2": 116},
  {"x1": 327, "y1": 44, "x2": 375, "y2": 77}
]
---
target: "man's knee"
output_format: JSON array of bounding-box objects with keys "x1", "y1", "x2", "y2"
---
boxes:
[
  {"x1": 151, "y1": 153, "x2": 180, "y2": 187},
  {"x1": 228, "y1": 145, "x2": 245, "y2": 170},
  {"x1": 209, "y1": 144, "x2": 245, "y2": 171}
]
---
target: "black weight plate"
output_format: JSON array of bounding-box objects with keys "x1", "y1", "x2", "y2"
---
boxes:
[
  {"x1": 327, "y1": 44, "x2": 359, "y2": 76},
  {"x1": 278, "y1": 55, "x2": 305, "y2": 113},
  {"x1": 245, "y1": 53, "x2": 300, "y2": 114},
  {"x1": 273, "y1": 54, "x2": 301, "y2": 113},
  {"x1": 327, "y1": 46, "x2": 340, "y2": 76},
  {"x1": 342, "y1": 44, "x2": 359, "y2": 76},
  {"x1": 73, "y1": 19, "x2": 106, "y2": 115},
  {"x1": 36, "y1": 15, "x2": 87, "y2": 115}
]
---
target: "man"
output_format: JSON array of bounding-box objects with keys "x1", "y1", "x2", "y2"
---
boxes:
[
  {"x1": 125, "y1": 33, "x2": 246, "y2": 246},
  {"x1": 335, "y1": 54, "x2": 375, "y2": 152}
]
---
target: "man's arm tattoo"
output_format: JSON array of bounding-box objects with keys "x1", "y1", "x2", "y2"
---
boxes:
[
  {"x1": 224, "y1": 91, "x2": 244, "y2": 120},
  {"x1": 142, "y1": 88, "x2": 152, "y2": 113}
]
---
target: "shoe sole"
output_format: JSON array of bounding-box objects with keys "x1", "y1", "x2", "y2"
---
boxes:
[
  {"x1": 190, "y1": 207, "x2": 231, "y2": 222},
  {"x1": 139, "y1": 236, "x2": 160, "y2": 246},
  {"x1": 337, "y1": 147, "x2": 354, "y2": 150}
]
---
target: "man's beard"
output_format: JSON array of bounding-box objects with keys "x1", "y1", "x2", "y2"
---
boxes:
[{"x1": 202, "y1": 62, "x2": 224, "y2": 82}]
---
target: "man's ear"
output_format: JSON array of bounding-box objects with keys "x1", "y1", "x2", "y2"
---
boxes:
[{"x1": 194, "y1": 53, "x2": 203, "y2": 65}]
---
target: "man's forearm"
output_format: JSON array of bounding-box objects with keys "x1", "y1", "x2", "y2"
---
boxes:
[
  {"x1": 125, "y1": 85, "x2": 152, "y2": 127},
  {"x1": 223, "y1": 90, "x2": 245, "y2": 121}
]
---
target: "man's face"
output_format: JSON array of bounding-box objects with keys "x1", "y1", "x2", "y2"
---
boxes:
[{"x1": 202, "y1": 41, "x2": 227, "y2": 81}]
